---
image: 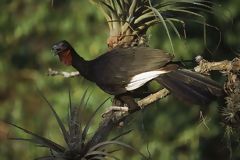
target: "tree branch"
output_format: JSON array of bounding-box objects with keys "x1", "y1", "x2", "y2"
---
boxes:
[
  {"x1": 194, "y1": 57, "x2": 240, "y2": 74},
  {"x1": 138, "y1": 88, "x2": 170, "y2": 108},
  {"x1": 47, "y1": 68, "x2": 80, "y2": 78}
]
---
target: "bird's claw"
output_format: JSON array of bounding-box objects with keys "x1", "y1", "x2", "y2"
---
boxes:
[{"x1": 102, "y1": 106, "x2": 129, "y2": 118}]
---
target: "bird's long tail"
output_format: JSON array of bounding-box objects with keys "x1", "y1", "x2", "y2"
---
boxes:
[{"x1": 155, "y1": 69, "x2": 224, "y2": 105}]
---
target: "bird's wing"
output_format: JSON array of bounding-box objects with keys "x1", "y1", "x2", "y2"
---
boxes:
[{"x1": 90, "y1": 47, "x2": 174, "y2": 93}]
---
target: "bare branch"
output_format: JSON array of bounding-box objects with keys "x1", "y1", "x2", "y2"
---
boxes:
[
  {"x1": 138, "y1": 88, "x2": 170, "y2": 108},
  {"x1": 194, "y1": 57, "x2": 240, "y2": 74},
  {"x1": 47, "y1": 68, "x2": 80, "y2": 78}
]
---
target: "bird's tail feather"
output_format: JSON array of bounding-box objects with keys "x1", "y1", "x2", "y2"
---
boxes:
[{"x1": 155, "y1": 69, "x2": 224, "y2": 105}]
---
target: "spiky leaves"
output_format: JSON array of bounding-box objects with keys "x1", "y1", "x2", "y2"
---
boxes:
[
  {"x1": 89, "y1": 0, "x2": 216, "y2": 51},
  {"x1": 7, "y1": 91, "x2": 145, "y2": 160}
]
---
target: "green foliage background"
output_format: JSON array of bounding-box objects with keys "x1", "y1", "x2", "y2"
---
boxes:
[{"x1": 0, "y1": 0, "x2": 239, "y2": 159}]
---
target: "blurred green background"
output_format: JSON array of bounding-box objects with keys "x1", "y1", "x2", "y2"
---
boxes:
[{"x1": 0, "y1": 0, "x2": 239, "y2": 160}]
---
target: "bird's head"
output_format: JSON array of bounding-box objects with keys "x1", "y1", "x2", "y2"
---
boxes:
[{"x1": 52, "y1": 40, "x2": 74, "y2": 66}]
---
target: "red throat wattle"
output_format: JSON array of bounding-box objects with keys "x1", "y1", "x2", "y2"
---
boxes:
[{"x1": 59, "y1": 50, "x2": 72, "y2": 65}]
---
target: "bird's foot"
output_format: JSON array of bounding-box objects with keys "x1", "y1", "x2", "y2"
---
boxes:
[{"x1": 102, "y1": 105, "x2": 129, "y2": 118}]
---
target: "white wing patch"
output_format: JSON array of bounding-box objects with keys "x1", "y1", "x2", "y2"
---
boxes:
[{"x1": 125, "y1": 70, "x2": 169, "y2": 91}]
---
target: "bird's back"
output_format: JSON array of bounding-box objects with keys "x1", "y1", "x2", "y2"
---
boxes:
[{"x1": 88, "y1": 47, "x2": 174, "y2": 94}]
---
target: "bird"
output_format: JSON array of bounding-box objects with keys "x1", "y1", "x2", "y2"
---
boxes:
[{"x1": 52, "y1": 40, "x2": 223, "y2": 111}]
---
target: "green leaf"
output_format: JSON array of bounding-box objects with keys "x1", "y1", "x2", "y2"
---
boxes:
[
  {"x1": 110, "y1": 129, "x2": 132, "y2": 141},
  {"x1": 129, "y1": 0, "x2": 137, "y2": 17},
  {"x1": 148, "y1": 6, "x2": 175, "y2": 54},
  {"x1": 5, "y1": 121, "x2": 65, "y2": 153},
  {"x1": 37, "y1": 90, "x2": 70, "y2": 148},
  {"x1": 82, "y1": 97, "x2": 110, "y2": 143},
  {"x1": 88, "y1": 140, "x2": 147, "y2": 159},
  {"x1": 166, "y1": 19, "x2": 181, "y2": 39}
]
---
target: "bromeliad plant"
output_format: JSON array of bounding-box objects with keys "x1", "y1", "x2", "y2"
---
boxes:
[
  {"x1": 6, "y1": 90, "x2": 146, "y2": 160},
  {"x1": 90, "y1": 0, "x2": 217, "y2": 52}
]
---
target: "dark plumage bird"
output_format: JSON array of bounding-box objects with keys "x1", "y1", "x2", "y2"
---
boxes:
[{"x1": 52, "y1": 40, "x2": 223, "y2": 110}]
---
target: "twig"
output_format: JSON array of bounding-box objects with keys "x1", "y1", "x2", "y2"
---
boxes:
[
  {"x1": 194, "y1": 57, "x2": 240, "y2": 74},
  {"x1": 47, "y1": 68, "x2": 80, "y2": 78}
]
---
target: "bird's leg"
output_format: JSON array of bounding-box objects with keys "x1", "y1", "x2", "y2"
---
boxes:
[
  {"x1": 102, "y1": 94, "x2": 140, "y2": 118},
  {"x1": 130, "y1": 84, "x2": 153, "y2": 99},
  {"x1": 112, "y1": 97, "x2": 124, "y2": 106},
  {"x1": 102, "y1": 96, "x2": 129, "y2": 118},
  {"x1": 117, "y1": 94, "x2": 139, "y2": 112}
]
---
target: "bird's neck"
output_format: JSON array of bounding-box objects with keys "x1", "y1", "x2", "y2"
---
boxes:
[{"x1": 71, "y1": 51, "x2": 91, "y2": 80}]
